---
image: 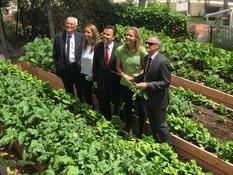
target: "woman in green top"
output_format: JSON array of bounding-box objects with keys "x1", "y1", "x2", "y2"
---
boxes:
[{"x1": 116, "y1": 27, "x2": 147, "y2": 136}]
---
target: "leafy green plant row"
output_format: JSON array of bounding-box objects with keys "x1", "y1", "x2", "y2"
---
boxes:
[
  {"x1": 167, "y1": 114, "x2": 233, "y2": 163},
  {"x1": 116, "y1": 25, "x2": 233, "y2": 95},
  {"x1": 167, "y1": 88, "x2": 233, "y2": 163},
  {"x1": 171, "y1": 87, "x2": 233, "y2": 120},
  {"x1": 0, "y1": 61, "x2": 211, "y2": 174},
  {"x1": 2, "y1": 61, "x2": 233, "y2": 166},
  {"x1": 19, "y1": 28, "x2": 233, "y2": 96},
  {"x1": 17, "y1": 34, "x2": 233, "y2": 163},
  {"x1": 17, "y1": 36, "x2": 232, "y2": 120},
  {"x1": 18, "y1": 41, "x2": 233, "y2": 165}
]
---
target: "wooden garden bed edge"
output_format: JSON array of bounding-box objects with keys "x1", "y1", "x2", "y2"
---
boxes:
[
  {"x1": 171, "y1": 74, "x2": 233, "y2": 109},
  {"x1": 171, "y1": 134, "x2": 233, "y2": 175}
]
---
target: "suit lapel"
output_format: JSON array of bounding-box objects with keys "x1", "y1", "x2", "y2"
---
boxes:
[
  {"x1": 74, "y1": 32, "x2": 78, "y2": 58},
  {"x1": 148, "y1": 53, "x2": 159, "y2": 74},
  {"x1": 108, "y1": 42, "x2": 116, "y2": 65},
  {"x1": 144, "y1": 53, "x2": 160, "y2": 81},
  {"x1": 99, "y1": 43, "x2": 105, "y2": 66},
  {"x1": 62, "y1": 32, "x2": 66, "y2": 53}
]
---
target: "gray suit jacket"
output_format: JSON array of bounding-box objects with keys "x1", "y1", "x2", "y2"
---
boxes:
[{"x1": 135, "y1": 53, "x2": 171, "y2": 109}]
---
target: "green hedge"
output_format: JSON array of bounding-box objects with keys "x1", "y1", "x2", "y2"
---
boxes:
[{"x1": 93, "y1": 3, "x2": 188, "y2": 38}]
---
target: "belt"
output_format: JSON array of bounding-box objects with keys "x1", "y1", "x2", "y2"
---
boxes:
[{"x1": 66, "y1": 62, "x2": 77, "y2": 67}]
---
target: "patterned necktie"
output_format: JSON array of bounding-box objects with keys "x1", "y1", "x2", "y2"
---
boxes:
[
  {"x1": 144, "y1": 57, "x2": 152, "y2": 81},
  {"x1": 66, "y1": 35, "x2": 71, "y2": 64},
  {"x1": 105, "y1": 46, "x2": 109, "y2": 65}
]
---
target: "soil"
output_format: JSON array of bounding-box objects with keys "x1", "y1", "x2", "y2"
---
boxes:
[
  {"x1": 93, "y1": 94, "x2": 233, "y2": 143},
  {"x1": 0, "y1": 147, "x2": 22, "y2": 175},
  {"x1": 191, "y1": 105, "x2": 233, "y2": 143},
  {"x1": 0, "y1": 147, "x2": 36, "y2": 175}
]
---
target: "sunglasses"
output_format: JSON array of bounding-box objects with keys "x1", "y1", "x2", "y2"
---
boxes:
[{"x1": 146, "y1": 42, "x2": 158, "y2": 46}]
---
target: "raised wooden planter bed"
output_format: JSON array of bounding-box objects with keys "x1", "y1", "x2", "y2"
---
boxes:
[
  {"x1": 172, "y1": 134, "x2": 233, "y2": 175},
  {"x1": 17, "y1": 63, "x2": 64, "y2": 89},
  {"x1": 17, "y1": 63, "x2": 233, "y2": 109},
  {"x1": 171, "y1": 74, "x2": 233, "y2": 109},
  {"x1": 135, "y1": 118, "x2": 233, "y2": 175},
  {"x1": 16, "y1": 63, "x2": 233, "y2": 175}
]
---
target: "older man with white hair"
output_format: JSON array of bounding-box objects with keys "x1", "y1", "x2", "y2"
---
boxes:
[{"x1": 53, "y1": 17, "x2": 84, "y2": 100}]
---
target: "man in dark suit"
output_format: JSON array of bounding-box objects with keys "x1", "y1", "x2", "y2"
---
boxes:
[
  {"x1": 134, "y1": 36, "x2": 171, "y2": 144},
  {"x1": 93, "y1": 25, "x2": 120, "y2": 120},
  {"x1": 53, "y1": 17, "x2": 84, "y2": 100}
]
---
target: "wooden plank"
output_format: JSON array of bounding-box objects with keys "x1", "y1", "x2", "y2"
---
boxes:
[
  {"x1": 19, "y1": 63, "x2": 39, "y2": 77},
  {"x1": 171, "y1": 74, "x2": 233, "y2": 109},
  {"x1": 36, "y1": 67, "x2": 64, "y2": 89},
  {"x1": 132, "y1": 117, "x2": 233, "y2": 175},
  {"x1": 172, "y1": 134, "x2": 233, "y2": 175},
  {"x1": 16, "y1": 63, "x2": 22, "y2": 71},
  {"x1": 18, "y1": 63, "x2": 64, "y2": 89},
  {"x1": 173, "y1": 146, "x2": 225, "y2": 175}
]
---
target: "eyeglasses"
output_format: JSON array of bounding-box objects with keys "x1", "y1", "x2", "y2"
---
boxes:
[{"x1": 146, "y1": 42, "x2": 158, "y2": 46}]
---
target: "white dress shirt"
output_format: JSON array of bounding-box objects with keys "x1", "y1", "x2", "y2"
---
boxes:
[
  {"x1": 81, "y1": 45, "x2": 94, "y2": 80},
  {"x1": 66, "y1": 33, "x2": 76, "y2": 63}
]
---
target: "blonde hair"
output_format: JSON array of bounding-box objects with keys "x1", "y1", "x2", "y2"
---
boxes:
[
  {"x1": 126, "y1": 27, "x2": 142, "y2": 53},
  {"x1": 83, "y1": 23, "x2": 101, "y2": 52}
]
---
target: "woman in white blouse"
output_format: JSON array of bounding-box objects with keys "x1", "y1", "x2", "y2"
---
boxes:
[{"x1": 81, "y1": 23, "x2": 101, "y2": 107}]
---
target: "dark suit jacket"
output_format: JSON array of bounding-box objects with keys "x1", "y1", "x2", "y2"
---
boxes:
[
  {"x1": 53, "y1": 31, "x2": 84, "y2": 76},
  {"x1": 135, "y1": 53, "x2": 171, "y2": 109},
  {"x1": 93, "y1": 41, "x2": 120, "y2": 97}
]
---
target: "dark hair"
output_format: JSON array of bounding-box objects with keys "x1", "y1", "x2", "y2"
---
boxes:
[{"x1": 103, "y1": 25, "x2": 116, "y2": 36}]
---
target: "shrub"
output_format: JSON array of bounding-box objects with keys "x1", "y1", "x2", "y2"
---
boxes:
[{"x1": 93, "y1": 3, "x2": 188, "y2": 38}]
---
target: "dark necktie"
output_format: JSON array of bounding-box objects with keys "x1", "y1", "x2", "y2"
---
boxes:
[
  {"x1": 144, "y1": 57, "x2": 152, "y2": 81},
  {"x1": 105, "y1": 46, "x2": 109, "y2": 65},
  {"x1": 66, "y1": 35, "x2": 71, "y2": 64}
]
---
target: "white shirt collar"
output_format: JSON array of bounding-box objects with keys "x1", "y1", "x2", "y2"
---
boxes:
[
  {"x1": 150, "y1": 51, "x2": 159, "y2": 60},
  {"x1": 66, "y1": 32, "x2": 74, "y2": 37},
  {"x1": 106, "y1": 41, "x2": 114, "y2": 49}
]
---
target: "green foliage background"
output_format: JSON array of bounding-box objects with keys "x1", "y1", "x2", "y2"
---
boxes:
[{"x1": 5, "y1": 0, "x2": 188, "y2": 40}]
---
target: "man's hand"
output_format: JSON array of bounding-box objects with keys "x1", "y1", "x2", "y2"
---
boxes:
[{"x1": 135, "y1": 82, "x2": 147, "y2": 90}]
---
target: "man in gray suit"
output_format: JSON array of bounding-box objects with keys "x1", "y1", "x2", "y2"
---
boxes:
[
  {"x1": 134, "y1": 36, "x2": 171, "y2": 144},
  {"x1": 53, "y1": 17, "x2": 84, "y2": 100}
]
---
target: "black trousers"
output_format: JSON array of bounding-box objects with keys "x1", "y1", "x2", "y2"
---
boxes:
[
  {"x1": 80, "y1": 74, "x2": 94, "y2": 107},
  {"x1": 147, "y1": 108, "x2": 171, "y2": 145},
  {"x1": 98, "y1": 83, "x2": 120, "y2": 121},
  {"x1": 121, "y1": 85, "x2": 146, "y2": 134},
  {"x1": 59, "y1": 64, "x2": 83, "y2": 101}
]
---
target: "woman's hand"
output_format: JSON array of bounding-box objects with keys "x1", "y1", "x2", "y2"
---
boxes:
[{"x1": 123, "y1": 74, "x2": 134, "y2": 82}]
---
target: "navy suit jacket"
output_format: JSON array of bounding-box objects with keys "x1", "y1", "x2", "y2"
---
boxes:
[
  {"x1": 135, "y1": 53, "x2": 171, "y2": 109},
  {"x1": 93, "y1": 41, "x2": 120, "y2": 95},
  {"x1": 53, "y1": 31, "x2": 84, "y2": 76}
]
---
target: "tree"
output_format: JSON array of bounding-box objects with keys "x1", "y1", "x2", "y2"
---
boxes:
[
  {"x1": 138, "y1": 0, "x2": 147, "y2": 7},
  {"x1": 44, "y1": 0, "x2": 55, "y2": 38},
  {"x1": 0, "y1": 0, "x2": 10, "y2": 59}
]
